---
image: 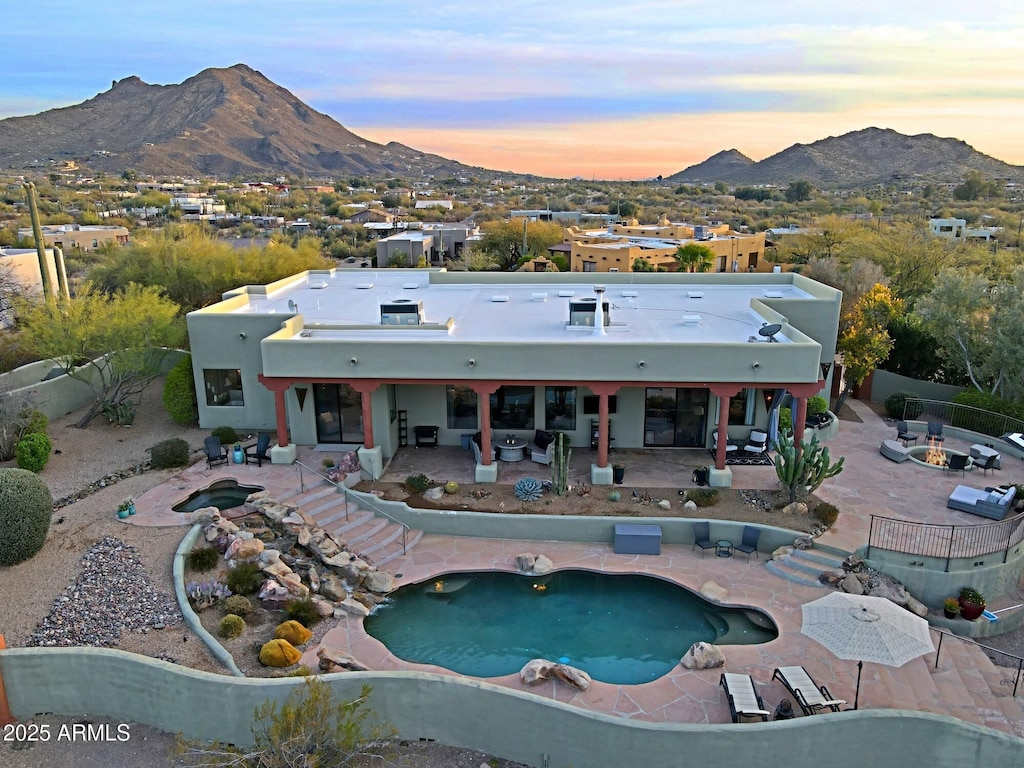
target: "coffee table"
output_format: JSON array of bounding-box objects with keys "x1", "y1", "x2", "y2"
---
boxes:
[{"x1": 499, "y1": 438, "x2": 527, "y2": 462}]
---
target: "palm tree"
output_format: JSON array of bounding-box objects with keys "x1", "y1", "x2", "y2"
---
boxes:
[{"x1": 673, "y1": 243, "x2": 715, "y2": 273}]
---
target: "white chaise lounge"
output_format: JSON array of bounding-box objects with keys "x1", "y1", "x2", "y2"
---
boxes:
[{"x1": 947, "y1": 485, "x2": 1018, "y2": 520}]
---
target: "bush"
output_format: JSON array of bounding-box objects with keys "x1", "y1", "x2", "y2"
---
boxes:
[
  {"x1": 884, "y1": 390, "x2": 922, "y2": 420},
  {"x1": 284, "y1": 598, "x2": 323, "y2": 628},
  {"x1": 778, "y1": 407, "x2": 792, "y2": 433},
  {"x1": 806, "y1": 396, "x2": 828, "y2": 416},
  {"x1": 15, "y1": 432, "x2": 52, "y2": 473},
  {"x1": 222, "y1": 594, "x2": 254, "y2": 617},
  {"x1": 149, "y1": 437, "x2": 190, "y2": 468},
  {"x1": 0, "y1": 468, "x2": 54, "y2": 566},
  {"x1": 21, "y1": 409, "x2": 48, "y2": 437},
  {"x1": 812, "y1": 502, "x2": 840, "y2": 527},
  {"x1": 211, "y1": 425, "x2": 240, "y2": 445},
  {"x1": 218, "y1": 613, "x2": 246, "y2": 639},
  {"x1": 226, "y1": 561, "x2": 264, "y2": 595},
  {"x1": 950, "y1": 390, "x2": 1024, "y2": 436},
  {"x1": 162, "y1": 354, "x2": 198, "y2": 426},
  {"x1": 186, "y1": 545, "x2": 220, "y2": 572},
  {"x1": 687, "y1": 488, "x2": 720, "y2": 507},
  {"x1": 404, "y1": 473, "x2": 431, "y2": 494}
]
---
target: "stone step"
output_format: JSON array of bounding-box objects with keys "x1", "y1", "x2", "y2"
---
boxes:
[
  {"x1": 374, "y1": 529, "x2": 425, "y2": 568},
  {"x1": 764, "y1": 557, "x2": 828, "y2": 588},
  {"x1": 279, "y1": 486, "x2": 338, "y2": 509},
  {"x1": 791, "y1": 546, "x2": 846, "y2": 570},
  {"x1": 330, "y1": 515, "x2": 390, "y2": 547},
  {"x1": 310, "y1": 500, "x2": 363, "y2": 530}
]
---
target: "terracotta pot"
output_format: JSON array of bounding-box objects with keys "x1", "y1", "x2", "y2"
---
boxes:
[{"x1": 958, "y1": 598, "x2": 985, "y2": 621}]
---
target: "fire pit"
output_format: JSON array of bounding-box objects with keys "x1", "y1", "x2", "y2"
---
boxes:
[{"x1": 906, "y1": 440, "x2": 972, "y2": 470}]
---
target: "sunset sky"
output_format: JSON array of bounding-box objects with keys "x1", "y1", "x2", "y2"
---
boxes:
[{"x1": 5, "y1": 1, "x2": 1023, "y2": 179}]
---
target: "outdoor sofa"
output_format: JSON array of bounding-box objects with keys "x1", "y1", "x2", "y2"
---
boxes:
[{"x1": 946, "y1": 484, "x2": 1018, "y2": 520}]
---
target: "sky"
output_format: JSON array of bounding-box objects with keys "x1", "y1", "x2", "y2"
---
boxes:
[{"x1": 5, "y1": 1, "x2": 1024, "y2": 180}]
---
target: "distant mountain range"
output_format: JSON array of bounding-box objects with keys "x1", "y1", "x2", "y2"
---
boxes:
[
  {"x1": 0, "y1": 64, "x2": 493, "y2": 180},
  {"x1": 669, "y1": 128, "x2": 1024, "y2": 187},
  {"x1": 1, "y1": 64, "x2": 1021, "y2": 186}
]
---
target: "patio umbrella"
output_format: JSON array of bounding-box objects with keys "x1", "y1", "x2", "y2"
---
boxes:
[{"x1": 800, "y1": 592, "x2": 934, "y2": 709}]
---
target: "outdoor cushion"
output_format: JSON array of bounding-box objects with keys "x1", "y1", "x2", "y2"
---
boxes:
[
  {"x1": 986, "y1": 491, "x2": 1001, "y2": 504},
  {"x1": 534, "y1": 430, "x2": 555, "y2": 449}
]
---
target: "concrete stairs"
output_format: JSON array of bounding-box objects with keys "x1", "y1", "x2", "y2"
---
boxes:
[
  {"x1": 765, "y1": 544, "x2": 846, "y2": 588},
  {"x1": 280, "y1": 485, "x2": 423, "y2": 568}
]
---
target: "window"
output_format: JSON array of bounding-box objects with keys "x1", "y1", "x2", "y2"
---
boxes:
[
  {"x1": 446, "y1": 385, "x2": 478, "y2": 429},
  {"x1": 490, "y1": 386, "x2": 535, "y2": 430},
  {"x1": 204, "y1": 369, "x2": 243, "y2": 407},
  {"x1": 582, "y1": 261, "x2": 597, "y2": 272},
  {"x1": 727, "y1": 388, "x2": 756, "y2": 426},
  {"x1": 545, "y1": 386, "x2": 576, "y2": 430}
]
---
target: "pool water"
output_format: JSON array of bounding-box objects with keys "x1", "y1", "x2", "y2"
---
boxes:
[
  {"x1": 171, "y1": 479, "x2": 265, "y2": 514},
  {"x1": 364, "y1": 570, "x2": 777, "y2": 684}
]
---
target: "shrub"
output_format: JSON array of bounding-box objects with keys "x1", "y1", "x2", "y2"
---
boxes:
[
  {"x1": 186, "y1": 545, "x2": 220, "y2": 572},
  {"x1": 950, "y1": 390, "x2": 1024, "y2": 436},
  {"x1": 778, "y1": 407, "x2": 792, "y2": 433},
  {"x1": 884, "y1": 390, "x2": 922, "y2": 420},
  {"x1": 211, "y1": 425, "x2": 239, "y2": 445},
  {"x1": 149, "y1": 437, "x2": 190, "y2": 468},
  {"x1": 226, "y1": 561, "x2": 264, "y2": 595},
  {"x1": 162, "y1": 354, "x2": 198, "y2": 426},
  {"x1": 0, "y1": 468, "x2": 54, "y2": 566},
  {"x1": 404, "y1": 473, "x2": 431, "y2": 494},
  {"x1": 806, "y1": 396, "x2": 828, "y2": 416},
  {"x1": 218, "y1": 613, "x2": 246, "y2": 639},
  {"x1": 15, "y1": 432, "x2": 52, "y2": 473},
  {"x1": 284, "y1": 598, "x2": 323, "y2": 628},
  {"x1": 959, "y1": 586, "x2": 985, "y2": 606},
  {"x1": 275, "y1": 619, "x2": 313, "y2": 645},
  {"x1": 21, "y1": 409, "x2": 49, "y2": 437},
  {"x1": 687, "y1": 488, "x2": 720, "y2": 507},
  {"x1": 513, "y1": 477, "x2": 543, "y2": 501},
  {"x1": 222, "y1": 594, "x2": 254, "y2": 617},
  {"x1": 812, "y1": 502, "x2": 840, "y2": 527},
  {"x1": 321, "y1": 456, "x2": 337, "y2": 468}
]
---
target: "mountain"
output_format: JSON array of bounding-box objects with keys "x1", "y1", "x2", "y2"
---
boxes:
[
  {"x1": 0, "y1": 64, "x2": 490, "y2": 179},
  {"x1": 670, "y1": 127, "x2": 1024, "y2": 187}
]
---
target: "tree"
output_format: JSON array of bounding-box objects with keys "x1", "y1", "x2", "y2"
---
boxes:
[
  {"x1": 673, "y1": 243, "x2": 714, "y2": 273},
  {"x1": 478, "y1": 218, "x2": 563, "y2": 271},
  {"x1": 785, "y1": 180, "x2": 814, "y2": 203},
  {"x1": 449, "y1": 244, "x2": 498, "y2": 272},
  {"x1": 16, "y1": 283, "x2": 184, "y2": 427},
  {"x1": 953, "y1": 170, "x2": 1002, "y2": 201},
  {"x1": 915, "y1": 269, "x2": 992, "y2": 394},
  {"x1": 834, "y1": 284, "x2": 902, "y2": 412},
  {"x1": 800, "y1": 257, "x2": 887, "y2": 325}
]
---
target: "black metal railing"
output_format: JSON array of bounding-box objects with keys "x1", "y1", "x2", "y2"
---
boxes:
[
  {"x1": 903, "y1": 398, "x2": 1024, "y2": 440},
  {"x1": 934, "y1": 628, "x2": 1024, "y2": 697},
  {"x1": 868, "y1": 514, "x2": 1024, "y2": 569}
]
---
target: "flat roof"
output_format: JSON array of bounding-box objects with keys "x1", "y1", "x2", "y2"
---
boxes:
[{"x1": 226, "y1": 270, "x2": 816, "y2": 345}]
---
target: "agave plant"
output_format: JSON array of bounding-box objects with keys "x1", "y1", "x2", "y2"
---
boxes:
[{"x1": 513, "y1": 477, "x2": 544, "y2": 502}]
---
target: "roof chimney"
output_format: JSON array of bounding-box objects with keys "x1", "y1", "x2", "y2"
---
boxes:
[{"x1": 593, "y1": 285, "x2": 606, "y2": 336}]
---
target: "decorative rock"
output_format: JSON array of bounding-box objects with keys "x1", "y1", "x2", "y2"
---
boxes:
[
  {"x1": 680, "y1": 641, "x2": 725, "y2": 670},
  {"x1": 274, "y1": 619, "x2": 312, "y2": 646},
  {"x1": 319, "y1": 574, "x2": 347, "y2": 602},
  {"x1": 781, "y1": 502, "x2": 808, "y2": 515},
  {"x1": 339, "y1": 597, "x2": 370, "y2": 618},
  {"x1": 683, "y1": 500, "x2": 698, "y2": 512},
  {"x1": 658, "y1": 499, "x2": 672, "y2": 510},
  {"x1": 841, "y1": 574, "x2": 864, "y2": 595},
  {"x1": 280, "y1": 573, "x2": 310, "y2": 597},
  {"x1": 362, "y1": 570, "x2": 395, "y2": 594},
  {"x1": 246, "y1": 490, "x2": 271, "y2": 502},
  {"x1": 553, "y1": 664, "x2": 592, "y2": 692},
  {"x1": 259, "y1": 549, "x2": 281, "y2": 565},
  {"x1": 699, "y1": 581, "x2": 728, "y2": 603},
  {"x1": 904, "y1": 595, "x2": 929, "y2": 618},
  {"x1": 843, "y1": 554, "x2": 865, "y2": 570},
  {"x1": 224, "y1": 538, "x2": 243, "y2": 560},
  {"x1": 532, "y1": 554, "x2": 554, "y2": 575},
  {"x1": 771, "y1": 545, "x2": 794, "y2": 560},
  {"x1": 311, "y1": 596, "x2": 335, "y2": 617},
  {"x1": 258, "y1": 579, "x2": 288, "y2": 600},
  {"x1": 793, "y1": 536, "x2": 813, "y2": 550},
  {"x1": 423, "y1": 486, "x2": 446, "y2": 501},
  {"x1": 520, "y1": 659, "x2": 555, "y2": 685},
  {"x1": 307, "y1": 565, "x2": 320, "y2": 593},
  {"x1": 262, "y1": 560, "x2": 293, "y2": 578},
  {"x1": 297, "y1": 527, "x2": 313, "y2": 547},
  {"x1": 259, "y1": 638, "x2": 301, "y2": 667},
  {"x1": 236, "y1": 530, "x2": 255, "y2": 541},
  {"x1": 322, "y1": 552, "x2": 357, "y2": 568},
  {"x1": 318, "y1": 646, "x2": 369, "y2": 672},
  {"x1": 234, "y1": 538, "x2": 264, "y2": 560},
  {"x1": 515, "y1": 553, "x2": 536, "y2": 572},
  {"x1": 261, "y1": 503, "x2": 291, "y2": 523}
]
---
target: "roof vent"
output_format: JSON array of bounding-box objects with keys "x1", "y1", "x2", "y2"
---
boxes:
[
  {"x1": 568, "y1": 297, "x2": 609, "y2": 327},
  {"x1": 380, "y1": 298, "x2": 424, "y2": 325},
  {"x1": 491, "y1": 295, "x2": 509, "y2": 302},
  {"x1": 309, "y1": 281, "x2": 328, "y2": 289},
  {"x1": 557, "y1": 290, "x2": 575, "y2": 297},
  {"x1": 762, "y1": 290, "x2": 784, "y2": 298},
  {"x1": 687, "y1": 291, "x2": 704, "y2": 299},
  {"x1": 682, "y1": 314, "x2": 702, "y2": 326},
  {"x1": 532, "y1": 292, "x2": 548, "y2": 302},
  {"x1": 402, "y1": 282, "x2": 419, "y2": 289},
  {"x1": 356, "y1": 282, "x2": 374, "y2": 289},
  {"x1": 621, "y1": 290, "x2": 638, "y2": 298}
]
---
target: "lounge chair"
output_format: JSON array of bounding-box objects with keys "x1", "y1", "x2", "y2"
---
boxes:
[
  {"x1": 896, "y1": 421, "x2": 919, "y2": 446},
  {"x1": 772, "y1": 666, "x2": 846, "y2": 715},
  {"x1": 720, "y1": 673, "x2": 771, "y2": 722},
  {"x1": 245, "y1": 432, "x2": 272, "y2": 467},
  {"x1": 734, "y1": 525, "x2": 760, "y2": 561},
  {"x1": 204, "y1": 436, "x2": 229, "y2": 469},
  {"x1": 714, "y1": 430, "x2": 739, "y2": 455},
  {"x1": 692, "y1": 520, "x2": 716, "y2": 557},
  {"x1": 742, "y1": 429, "x2": 769, "y2": 454}
]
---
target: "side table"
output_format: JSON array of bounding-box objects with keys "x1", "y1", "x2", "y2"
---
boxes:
[{"x1": 715, "y1": 540, "x2": 733, "y2": 558}]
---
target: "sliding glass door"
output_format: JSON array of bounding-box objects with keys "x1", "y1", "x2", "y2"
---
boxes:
[
  {"x1": 313, "y1": 383, "x2": 363, "y2": 444},
  {"x1": 643, "y1": 388, "x2": 708, "y2": 447}
]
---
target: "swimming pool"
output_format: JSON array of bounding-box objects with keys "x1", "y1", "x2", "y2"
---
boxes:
[
  {"x1": 364, "y1": 569, "x2": 777, "y2": 684},
  {"x1": 172, "y1": 479, "x2": 265, "y2": 514}
]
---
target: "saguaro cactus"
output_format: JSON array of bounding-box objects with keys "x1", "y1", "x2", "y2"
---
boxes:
[
  {"x1": 550, "y1": 432, "x2": 572, "y2": 496},
  {"x1": 774, "y1": 431, "x2": 844, "y2": 504}
]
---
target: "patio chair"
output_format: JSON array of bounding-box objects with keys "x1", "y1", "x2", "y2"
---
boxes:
[
  {"x1": 927, "y1": 422, "x2": 945, "y2": 444},
  {"x1": 245, "y1": 432, "x2": 272, "y2": 467},
  {"x1": 692, "y1": 521, "x2": 717, "y2": 558},
  {"x1": 720, "y1": 673, "x2": 771, "y2": 722},
  {"x1": 896, "y1": 421, "x2": 919, "y2": 446},
  {"x1": 531, "y1": 429, "x2": 555, "y2": 465},
  {"x1": 734, "y1": 525, "x2": 760, "y2": 561},
  {"x1": 713, "y1": 430, "x2": 739, "y2": 454},
  {"x1": 742, "y1": 429, "x2": 769, "y2": 454},
  {"x1": 977, "y1": 453, "x2": 999, "y2": 477},
  {"x1": 772, "y1": 666, "x2": 846, "y2": 715},
  {"x1": 943, "y1": 454, "x2": 969, "y2": 477},
  {"x1": 204, "y1": 436, "x2": 229, "y2": 469}
]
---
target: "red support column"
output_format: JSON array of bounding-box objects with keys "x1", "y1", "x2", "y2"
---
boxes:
[
  {"x1": 350, "y1": 381, "x2": 381, "y2": 449},
  {"x1": 273, "y1": 389, "x2": 289, "y2": 448},
  {"x1": 472, "y1": 383, "x2": 500, "y2": 466},
  {"x1": 714, "y1": 396, "x2": 730, "y2": 470},
  {"x1": 794, "y1": 396, "x2": 808, "y2": 451},
  {"x1": 597, "y1": 394, "x2": 610, "y2": 468},
  {"x1": 0, "y1": 634, "x2": 13, "y2": 726}
]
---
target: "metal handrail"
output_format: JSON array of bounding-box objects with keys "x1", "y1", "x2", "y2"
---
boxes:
[
  {"x1": 902, "y1": 398, "x2": 1024, "y2": 440},
  {"x1": 933, "y1": 627, "x2": 1024, "y2": 697},
  {"x1": 294, "y1": 460, "x2": 409, "y2": 556},
  {"x1": 867, "y1": 513, "x2": 1024, "y2": 568}
]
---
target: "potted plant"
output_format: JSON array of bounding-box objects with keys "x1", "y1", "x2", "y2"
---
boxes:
[
  {"x1": 958, "y1": 586, "x2": 986, "y2": 621},
  {"x1": 116, "y1": 498, "x2": 132, "y2": 519},
  {"x1": 612, "y1": 463, "x2": 625, "y2": 484},
  {"x1": 943, "y1": 597, "x2": 959, "y2": 619},
  {"x1": 232, "y1": 441, "x2": 244, "y2": 464}
]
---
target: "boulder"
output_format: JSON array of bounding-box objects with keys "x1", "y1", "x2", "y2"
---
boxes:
[
  {"x1": 274, "y1": 619, "x2": 312, "y2": 646},
  {"x1": 520, "y1": 659, "x2": 555, "y2": 686},
  {"x1": 262, "y1": 559, "x2": 293, "y2": 578},
  {"x1": 515, "y1": 553, "x2": 536, "y2": 572},
  {"x1": 261, "y1": 503, "x2": 291, "y2": 523},
  {"x1": 223, "y1": 537, "x2": 244, "y2": 560},
  {"x1": 246, "y1": 490, "x2": 271, "y2": 503},
  {"x1": 683, "y1": 500, "x2": 698, "y2": 512},
  {"x1": 280, "y1": 573, "x2": 310, "y2": 597},
  {"x1": 322, "y1": 552, "x2": 358, "y2": 569},
  {"x1": 843, "y1": 554, "x2": 865, "y2": 570},
  {"x1": 699, "y1": 581, "x2": 728, "y2": 603},
  {"x1": 311, "y1": 595, "x2": 335, "y2": 617},
  {"x1": 319, "y1": 574, "x2": 348, "y2": 602},
  {"x1": 363, "y1": 570, "x2": 395, "y2": 594},
  {"x1": 532, "y1": 554, "x2": 554, "y2": 575},
  {"x1": 658, "y1": 499, "x2": 672, "y2": 510},
  {"x1": 771, "y1": 545, "x2": 794, "y2": 560},
  {"x1": 680, "y1": 641, "x2": 725, "y2": 670},
  {"x1": 234, "y1": 538, "x2": 264, "y2": 560},
  {"x1": 424, "y1": 486, "x2": 446, "y2": 501},
  {"x1": 318, "y1": 646, "x2": 369, "y2": 672},
  {"x1": 338, "y1": 597, "x2": 370, "y2": 618},
  {"x1": 258, "y1": 579, "x2": 289, "y2": 600},
  {"x1": 904, "y1": 595, "x2": 929, "y2": 618},
  {"x1": 553, "y1": 664, "x2": 592, "y2": 692},
  {"x1": 259, "y1": 548, "x2": 282, "y2": 565},
  {"x1": 259, "y1": 638, "x2": 301, "y2": 667},
  {"x1": 307, "y1": 565, "x2": 320, "y2": 593},
  {"x1": 297, "y1": 527, "x2": 313, "y2": 547},
  {"x1": 841, "y1": 573, "x2": 864, "y2": 595},
  {"x1": 793, "y1": 536, "x2": 813, "y2": 550},
  {"x1": 781, "y1": 502, "x2": 807, "y2": 515}
]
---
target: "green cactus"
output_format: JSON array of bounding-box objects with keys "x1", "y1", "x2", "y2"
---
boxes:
[
  {"x1": 514, "y1": 477, "x2": 544, "y2": 502},
  {"x1": 550, "y1": 432, "x2": 572, "y2": 496},
  {"x1": 774, "y1": 431, "x2": 845, "y2": 504}
]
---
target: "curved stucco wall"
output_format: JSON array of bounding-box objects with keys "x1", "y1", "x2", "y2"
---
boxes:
[{"x1": 0, "y1": 647, "x2": 1021, "y2": 768}]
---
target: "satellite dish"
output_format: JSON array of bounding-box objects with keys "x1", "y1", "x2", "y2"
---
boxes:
[
  {"x1": 758, "y1": 323, "x2": 782, "y2": 342},
  {"x1": 288, "y1": 299, "x2": 297, "y2": 312}
]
